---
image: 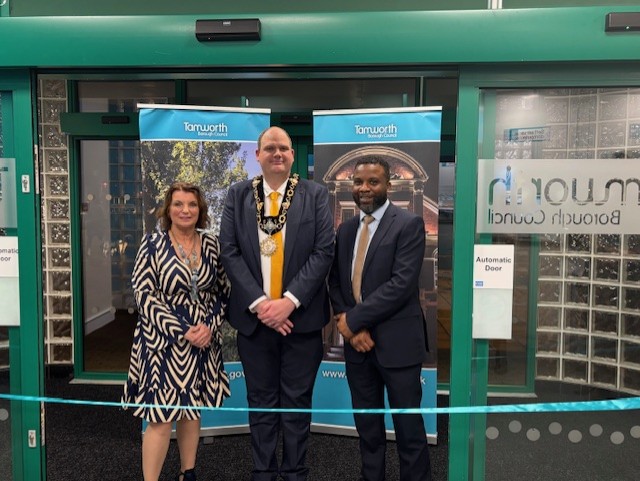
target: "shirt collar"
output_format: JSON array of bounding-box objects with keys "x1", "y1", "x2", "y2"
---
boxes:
[
  {"x1": 263, "y1": 179, "x2": 288, "y2": 197},
  {"x1": 360, "y1": 199, "x2": 390, "y2": 223}
]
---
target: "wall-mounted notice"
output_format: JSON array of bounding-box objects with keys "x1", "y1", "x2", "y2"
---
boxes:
[
  {"x1": 472, "y1": 244, "x2": 514, "y2": 339},
  {"x1": 0, "y1": 158, "x2": 18, "y2": 229},
  {"x1": 0, "y1": 236, "x2": 20, "y2": 326}
]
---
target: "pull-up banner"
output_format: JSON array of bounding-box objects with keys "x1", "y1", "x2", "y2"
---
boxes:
[
  {"x1": 312, "y1": 107, "x2": 442, "y2": 443},
  {"x1": 138, "y1": 104, "x2": 270, "y2": 434}
]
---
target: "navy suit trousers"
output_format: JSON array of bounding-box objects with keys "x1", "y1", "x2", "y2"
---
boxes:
[
  {"x1": 346, "y1": 352, "x2": 431, "y2": 481},
  {"x1": 237, "y1": 324, "x2": 323, "y2": 481}
]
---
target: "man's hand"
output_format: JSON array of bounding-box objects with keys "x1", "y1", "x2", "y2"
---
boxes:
[
  {"x1": 349, "y1": 329, "x2": 375, "y2": 353},
  {"x1": 335, "y1": 312, "x2": 355, "y2": 341},
  {"x1": 257, "y1": 298, "x2": 295, "y2": 335}
]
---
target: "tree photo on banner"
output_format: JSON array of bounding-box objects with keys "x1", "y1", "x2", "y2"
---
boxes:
[{"x1": 141, "y1": 140, "x2": 248, "y2": 235}]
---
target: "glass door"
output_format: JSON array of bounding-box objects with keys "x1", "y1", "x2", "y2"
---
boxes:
[
  {"x1": 478, "y1": 85, "x2": 640, "y2": 481},
  {"x1": 0, "y1": 73, "x2": 46, "y2": 481},
  {"x1": 449, "y1": 64, "x2": 640, "y2": 481}
]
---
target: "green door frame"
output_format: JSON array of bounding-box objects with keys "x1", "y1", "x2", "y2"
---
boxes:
[
  {"x1": 1, "y1": 69, "x2": 45, "y2": 480},
  {"x1": 476, "y1": 91, "x2": 539, "y2": 397},
  {"x1": 448, "y1": 61, "x2": 640, "y2": 481}
]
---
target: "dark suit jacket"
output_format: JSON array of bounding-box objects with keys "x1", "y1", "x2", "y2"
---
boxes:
[
  {"x1": 329, "y1": 203, "x2": 427, "y2": 368},
  {"x1": 220, "y1": 177, "x2": 334, "y2": 336}
]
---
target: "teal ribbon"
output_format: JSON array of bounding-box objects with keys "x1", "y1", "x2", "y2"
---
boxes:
[{"x1": 2, "y1": 393, "x2": 640, "y2": 414}]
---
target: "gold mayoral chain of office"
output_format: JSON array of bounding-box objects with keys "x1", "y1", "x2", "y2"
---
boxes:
[{"x1": 252, "y1": 173, "x2": 299, "y2": 257}]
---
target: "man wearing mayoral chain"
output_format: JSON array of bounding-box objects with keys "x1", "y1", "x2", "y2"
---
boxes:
[{"x1": 220, "y1": 126, "x2": 334, "y2": 481}]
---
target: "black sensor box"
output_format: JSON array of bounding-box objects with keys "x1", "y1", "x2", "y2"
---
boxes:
[{"x1": 195, "y1": 19, "x2": 261, "y2": 42}]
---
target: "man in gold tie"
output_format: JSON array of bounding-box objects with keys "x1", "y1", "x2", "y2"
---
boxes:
[
  {"x1": 220, "y1": 126, "x2": 334, "y2": 481},
  {"x1": 329, "y1": 156, "x2": 432, "y2": 481}
]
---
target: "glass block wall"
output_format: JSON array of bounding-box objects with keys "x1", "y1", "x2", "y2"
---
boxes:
[
  {"x1": 39, "y1": 78, "x2": 73, "y2": 364},
  {"x1": 537, "y1": 233, "x2": 640, "y2": 393},
  {"x1": 495, "y1": 88, "x2": 640, "y2": 395}
]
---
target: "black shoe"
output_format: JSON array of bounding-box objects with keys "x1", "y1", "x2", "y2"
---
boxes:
[{"x1": 176, "y1": 468, "x2": 197, "y2": 481}]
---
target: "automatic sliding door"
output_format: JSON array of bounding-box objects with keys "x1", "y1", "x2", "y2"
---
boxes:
[{"x1": 477, "y1": 86, "x2": 640, "y2": 480}]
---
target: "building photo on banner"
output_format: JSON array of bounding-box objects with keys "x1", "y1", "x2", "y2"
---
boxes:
[{"x1": 313, "y1": 107, "x2": 442, "y2": 442}]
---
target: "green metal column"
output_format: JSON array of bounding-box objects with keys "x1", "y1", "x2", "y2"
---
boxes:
[
  {"x1": 468, "y1": 89, "x2": 498, "y2": 481},
  {"x1": 447, "y1": 67, "x2": 481, "y2": 481}
]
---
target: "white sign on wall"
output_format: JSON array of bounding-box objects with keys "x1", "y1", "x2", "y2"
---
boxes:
[
  {"x1": 504, "y1": 127, "x2": 549, "y2": 142},
  {"x1": 472, "y1": 244, "x2": 514, "y2": 340},
  {"x1": 0, "y1": 236, "x2": 20, "y2": 326},
  {"x1": 477, "y1": 158, "x2": 640, "y2": 234}
]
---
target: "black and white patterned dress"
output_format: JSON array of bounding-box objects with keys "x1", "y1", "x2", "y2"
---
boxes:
[{"x1": 122, "y1": 231, "x2": 230, "y2": 423}]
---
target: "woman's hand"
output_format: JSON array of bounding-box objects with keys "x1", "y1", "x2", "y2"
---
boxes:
[{"x1": 183, "y1": 324, "x2": 212, "y2": 349}]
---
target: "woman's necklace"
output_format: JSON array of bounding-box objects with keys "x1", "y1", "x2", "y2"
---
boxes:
[
  {"x1": 175, "y1": 236, "x2": 198, "y2": 267},
  {"x1": 170, "y1": 229, "x2": 200, "y2": 302}
]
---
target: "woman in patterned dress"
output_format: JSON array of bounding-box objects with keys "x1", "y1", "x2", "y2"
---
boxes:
[{"x1": 122, "y1": 182, "x2": 230, "y2": 481}]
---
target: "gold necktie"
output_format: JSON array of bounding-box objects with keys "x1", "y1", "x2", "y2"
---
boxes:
[
  {"x1": 352, "y1": 215, "x2": 374, "y2": 304},
  {"x1": 269, "y1": 191, "x2": 284, "y2": 299}
]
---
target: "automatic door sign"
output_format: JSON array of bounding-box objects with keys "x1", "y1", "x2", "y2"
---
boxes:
[{"x1": 472, "y1": 244, "x2": 514, "y2": 339}]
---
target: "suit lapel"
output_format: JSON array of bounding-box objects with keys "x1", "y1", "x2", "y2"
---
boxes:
[
  {"x1": 342, "y1": 215, "x2": 359, "y2": 275},
  {"x1": 283, "y1": 182, "x2": 304, "y2": 280},
  {"x1": 243, "y1": 183, "x2": 262, "y2": 272}
]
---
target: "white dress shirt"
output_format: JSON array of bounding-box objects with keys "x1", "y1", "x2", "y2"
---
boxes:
[{"x1": 249, "y1": 180, "x2": 300, "y2": 311}]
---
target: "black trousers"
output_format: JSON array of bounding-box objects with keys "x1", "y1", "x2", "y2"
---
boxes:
[
  {"x1": 346, "y1": 352, "x2": 432, "y2": 481},
  {"x1": 237, "y1": 324, "x2": 323, "y2": 481}
]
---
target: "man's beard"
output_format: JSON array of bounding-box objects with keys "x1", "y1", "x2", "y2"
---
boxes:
[{"x1": 354, "y1": 193, "x2": 386, "y2": 214}]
